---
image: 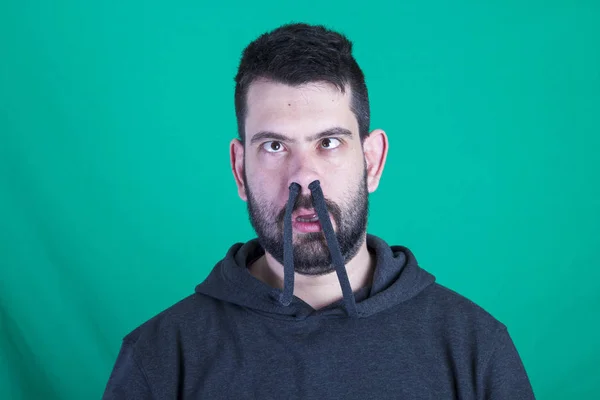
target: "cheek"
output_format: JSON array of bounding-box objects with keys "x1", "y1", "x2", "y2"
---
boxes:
[
  {"x1": 247, "y1": 166, "x2": 288, "y2": 206},
  {"x1": 338, "y1": 161, "x2": 367, "y2": 199}
]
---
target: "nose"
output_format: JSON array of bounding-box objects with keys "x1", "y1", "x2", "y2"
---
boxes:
[{"x1": 286, "y1": 151, "x2": 321, "y2": 197}]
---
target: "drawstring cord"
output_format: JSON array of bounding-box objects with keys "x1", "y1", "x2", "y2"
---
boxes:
[
  {"x1": 279, "y1": 182, "x2": 300, "y2": 306},
  {"x1": 279, "y1": 180, "x2": 358, "y2": 318},
  {"x1": 309, "y1": 180, "x2": 358, "y2": 318}
]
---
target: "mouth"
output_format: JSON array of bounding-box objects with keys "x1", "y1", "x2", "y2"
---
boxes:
[
  {"x1": 295, "y1": 213, "x2": 319, "y2": 223},
  {"x1": 292, "y1": 209, "x2": 320, "y2": 222},
  {"x1": 291, "y1": 209, "x2": 322, "y2": 233}
]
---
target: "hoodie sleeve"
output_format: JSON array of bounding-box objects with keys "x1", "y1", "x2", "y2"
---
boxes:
[
  {"x1": 102, "y1": 340, "x2": 154, "y2": 400},
  {"x1": 480, "y1": 327, "x2": 536, "y2": 400}
]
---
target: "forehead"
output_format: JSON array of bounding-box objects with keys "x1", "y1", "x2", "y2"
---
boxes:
[{"x1": 244, "y1": 79, "x2": 358, "y2": 141}]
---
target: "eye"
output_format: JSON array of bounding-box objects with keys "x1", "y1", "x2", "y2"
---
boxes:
[
  {"x1": 320, "y1": 137, "x2": 341, "y2": 150},
  {"x1": 262, "y1": 141, "x2": 286, "y2": 153}
]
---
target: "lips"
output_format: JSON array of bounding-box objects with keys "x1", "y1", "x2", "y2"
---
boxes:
[
  {"x1": 292, "y1": 209, "x2": 319, "y2": 222},
  {"x1": 296, "y1": 213, "x2": 319, "y2": 222}
]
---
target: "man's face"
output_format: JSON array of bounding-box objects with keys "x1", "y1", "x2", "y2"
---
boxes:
[{"x1": 241, "y1": 80, "x2": 369, "y2": 275}]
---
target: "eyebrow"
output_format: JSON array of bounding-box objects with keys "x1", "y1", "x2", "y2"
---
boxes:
[{"x1": 249, "y1": 127, "x2": 354, "y2": 145}]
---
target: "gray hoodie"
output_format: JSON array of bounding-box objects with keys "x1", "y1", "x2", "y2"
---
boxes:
[{"x1": 102, "y1": 233, "x2": 535, "y2": 399}]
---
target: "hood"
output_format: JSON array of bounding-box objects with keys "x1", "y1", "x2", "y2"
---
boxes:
[
  {"x1": 197, "y1": 180, "x2": 435, "y2": 320},
  {"x1": 195, "y1": 234, "x2": 435, "y2": 320}
]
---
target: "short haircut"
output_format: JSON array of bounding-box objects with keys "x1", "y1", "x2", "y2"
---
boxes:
[{"x1": 234, "y1": 23, "x2": 370, "y2": 143}]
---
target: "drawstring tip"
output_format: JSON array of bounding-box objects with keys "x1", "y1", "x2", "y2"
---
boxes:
[{"x1": 279, "y1": 293, "x2": 292, "y2": 307}]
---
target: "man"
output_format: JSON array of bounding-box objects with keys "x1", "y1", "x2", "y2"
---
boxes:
[{"x1": 103, "y1": 23, "x2": 535, "y2": 399}]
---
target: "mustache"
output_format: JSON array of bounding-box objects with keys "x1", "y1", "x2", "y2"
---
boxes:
[{"x1": 275, "y1": 193, "x2": 342, "y2": 228}]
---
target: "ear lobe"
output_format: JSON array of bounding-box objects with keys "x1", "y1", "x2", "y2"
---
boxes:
[{"x1": 230, "y1": 138, "x2": 247, "y2": 201}]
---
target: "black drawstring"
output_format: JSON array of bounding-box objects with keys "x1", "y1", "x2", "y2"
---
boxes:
[
  {"x1": 279, "y1": 182, "x2": 300, "y2": 306},
  {"x1": 309, "y1": 180, "x2": 358, "y2": 318},
  {"x1": 278, "y1": 180, "x2": 358, "y2": 318}
]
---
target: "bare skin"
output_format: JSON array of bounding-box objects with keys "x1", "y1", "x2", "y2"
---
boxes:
[{"x1": 230, "y1": 79, "x2": 389, "y2": 310}]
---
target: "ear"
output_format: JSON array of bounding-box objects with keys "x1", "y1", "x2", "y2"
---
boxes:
[
  {"x1": 230, "y1": 138, "x2": 247, "y2": 201},
  {"x1": 363, "y1": 129, "x2": 389, "y2": 193}
]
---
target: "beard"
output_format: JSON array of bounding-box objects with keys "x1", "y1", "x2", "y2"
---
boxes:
[{"x1": 244, "y1": 168, "x2": 369, "y2": 276}]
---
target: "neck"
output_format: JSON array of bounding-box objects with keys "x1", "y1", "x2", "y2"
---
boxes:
[{"x1": 249, "y1": 236, "x2": 375, "y2": 310}]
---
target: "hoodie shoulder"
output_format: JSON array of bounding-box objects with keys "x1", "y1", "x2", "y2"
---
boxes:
[
  {"x1": 104, "y1": 293, "x2": 224, "y2": 399},
  {"x1": 418, "y1": 283, "x2": 535, "y2": 398},
  {"x1": 404, "y1": 281, "x2": 509, "y2": 359},
  {"x1": 419, "y1": 282, "x2": 506, "y2": 329},
  {"x1": 122, "y1": 292, "x2": 225, "y2": 348}
]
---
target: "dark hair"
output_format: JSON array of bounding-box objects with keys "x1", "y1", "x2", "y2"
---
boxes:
[{"x1": 234, "y1": 23, "x2": 370, "y2": 143}]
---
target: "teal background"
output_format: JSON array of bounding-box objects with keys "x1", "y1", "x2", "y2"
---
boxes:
[{"x1": 1, "y1": 1, "x2": 599, "y2": 398}]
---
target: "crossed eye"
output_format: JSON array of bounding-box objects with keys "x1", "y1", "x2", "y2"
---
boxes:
[{"x1": 262, "y1": 138, "x2": 341, "y2": 153}]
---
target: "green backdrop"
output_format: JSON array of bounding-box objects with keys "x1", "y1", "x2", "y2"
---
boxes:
[{"x1": 1, "y1": 1, "x2": 599, "y2": 399}]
